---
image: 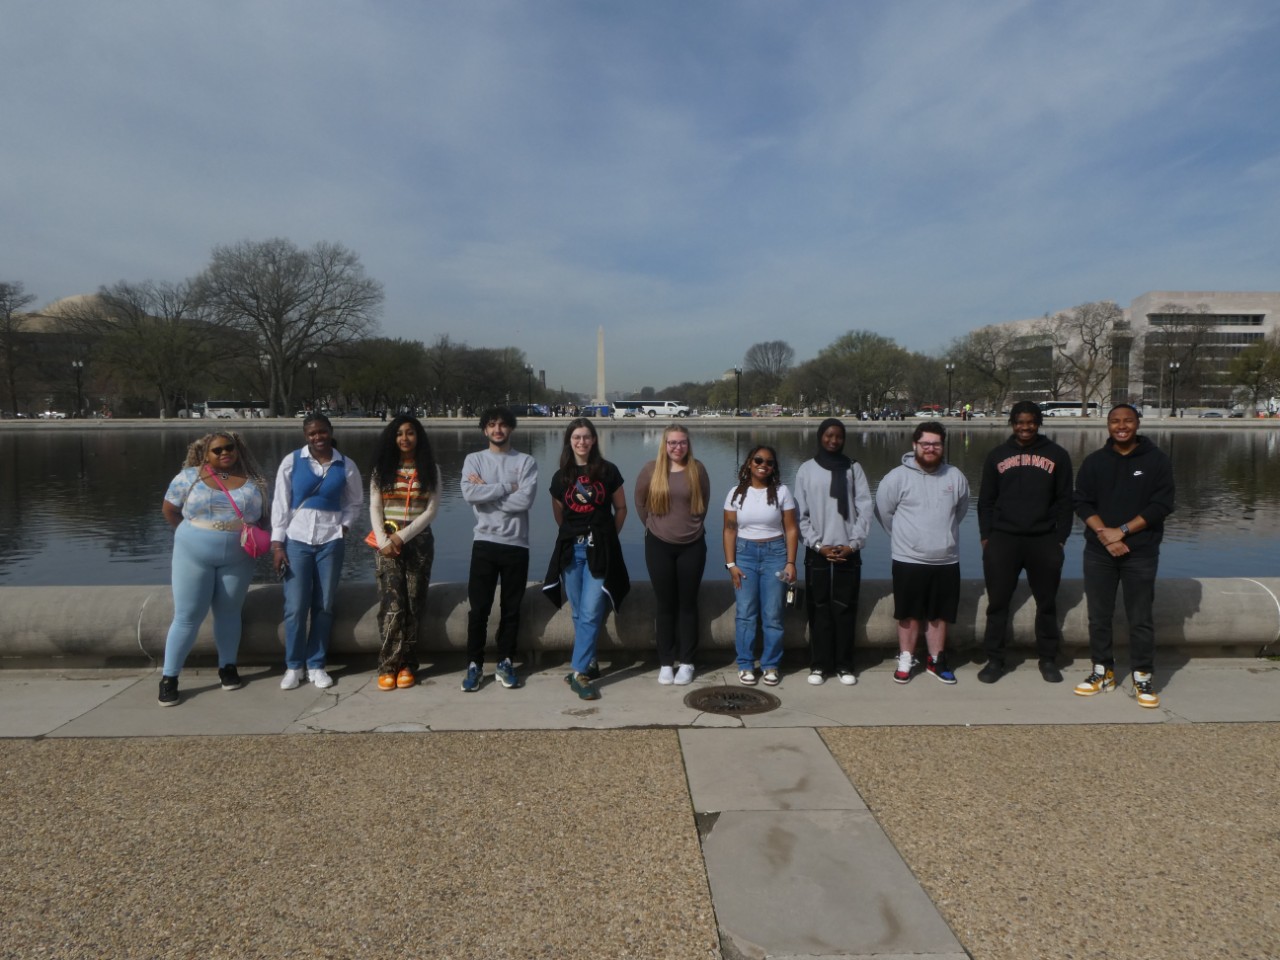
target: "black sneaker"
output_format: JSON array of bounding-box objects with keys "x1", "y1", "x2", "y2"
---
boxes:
[
  {"x1": 585, "y1": 659, "x2": 601, "y2": 680},
  {"x1": 157, "y1": 675, "x2": 179, "y2": 707},
  {"x1": 977, "y1": 660, "x2": 1004, "y2": 684},
  {"x1": 218, "y1": 665, "x2": 243, "y2": 690},
  {"x1": 1038, "y1": 659, "x2": 1063, "y2": 683}
]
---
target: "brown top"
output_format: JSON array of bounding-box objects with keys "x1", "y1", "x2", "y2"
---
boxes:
[{"x1": 633, "y1": 460, "x2": 711, "y2": 545}]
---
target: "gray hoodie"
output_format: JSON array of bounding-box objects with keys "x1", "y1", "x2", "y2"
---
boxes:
[{"x1": 874, "y1": 453, "x2": 969, "y2": 565}]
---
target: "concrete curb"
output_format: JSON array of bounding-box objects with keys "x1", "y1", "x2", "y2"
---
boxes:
[{"x1": 2, "y1": 577, "x2": 1277, "y2": 663}]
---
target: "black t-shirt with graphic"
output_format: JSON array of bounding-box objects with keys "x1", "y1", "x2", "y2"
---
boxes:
[{"x1": 549, "y1": 460, "x2": 624, "y2": 537}]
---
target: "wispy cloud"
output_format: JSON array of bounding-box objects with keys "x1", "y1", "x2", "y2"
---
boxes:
[{"x1": 3, "y1": 0, "x2": 1278, "y2": 393}]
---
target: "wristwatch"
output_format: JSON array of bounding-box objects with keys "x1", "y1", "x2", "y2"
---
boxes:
[
  {"x1": 1119, "y1": 523, "x2": 1130, "y2": 536},
  {"x1": 813, "y1": 542, "x2": 823, "y2": 552},
  {"x1": 725, "y1": 562, "x2": 737, "y2": 570}
]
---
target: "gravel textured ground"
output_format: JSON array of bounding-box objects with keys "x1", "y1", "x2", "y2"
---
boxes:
[
  {"x1": 822, "y1": 723, "x2": 1280, "y2": 960},
  {"x1": 0, "y1": 732, "x2": 719, "y2": 960}
]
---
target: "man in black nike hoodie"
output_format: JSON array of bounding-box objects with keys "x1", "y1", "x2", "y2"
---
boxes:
[
  {"x1": 977, "y1": 400, "x2": 1074, "y2": 683},
  {"x1": 1071, "y1": 403, "x2": 1175, "y2": 709}
]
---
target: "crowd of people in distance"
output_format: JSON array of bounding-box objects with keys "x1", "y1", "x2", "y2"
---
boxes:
[{"x1": 156, "y1": 402, "x2": 1174, "y2": 710}]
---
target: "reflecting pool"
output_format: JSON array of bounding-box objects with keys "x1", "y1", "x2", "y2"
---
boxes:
[{"x1": 2, "y1": 421, "x2": 1278, "y2": 586}]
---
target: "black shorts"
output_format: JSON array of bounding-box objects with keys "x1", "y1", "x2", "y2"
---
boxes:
[{"x1": 891, "y1": 560, "x2": 961, "y2": 623}]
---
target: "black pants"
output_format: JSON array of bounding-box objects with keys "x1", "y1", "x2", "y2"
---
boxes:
[
  {"x1": 644, "y1": 531, "x2": 706, "y2": 666},
  {"x1": 981, "y1": 530, "x2": 1063, "y2": 663},
  {"x1": 805, "y1": 548, "x2": 861, "y2": 673},
  {"x1": 466, "y1": 540, "x2": 529, "y2": 664},
  {"x1": 1082, "y1": 548, "x2": 1158, "y2": 673}
]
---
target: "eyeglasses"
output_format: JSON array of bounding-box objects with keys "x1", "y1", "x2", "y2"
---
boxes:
[
  {"x1": 751, "y1": 457, "x2": 775, "y2": 467},
  {"x1": 665, "y1": 440, "x2": 689, "y2": 447},
  {"x1": 915, "y1": 441, "x2": 943, "y2": 449},
  {"x1": 209, "y1": 444, "x2": 237, "y2": 455}
]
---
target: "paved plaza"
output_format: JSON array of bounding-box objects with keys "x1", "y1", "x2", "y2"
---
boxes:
[{"x1": 1, "y1": 656, "x2": 1277, "y2": 960}]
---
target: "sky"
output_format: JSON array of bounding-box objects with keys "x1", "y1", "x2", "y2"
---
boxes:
[{"x1": 4, "y1": 0, "x2": 1279, "y2": 397}]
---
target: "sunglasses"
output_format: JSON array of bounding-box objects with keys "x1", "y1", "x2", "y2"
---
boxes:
[
  {"x1": 209, "y1": 444, "x2": 237, "y2": 455},
  {"x1": 751, "y1": 456, "x2": 776, "y2": 467}
]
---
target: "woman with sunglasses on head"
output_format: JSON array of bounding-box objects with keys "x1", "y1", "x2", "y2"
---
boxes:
[
  {"x1": 270, "y1": 413, "x2": 364, "y2": 692},
  {"x1": 542, "y1": 417, "x2": 630, "y2": 701},
  {"x1": 368, "y1": 415, "x2": 441, "y2": 691},
  {"x1": 635, "y1": 424, "x2": 711, "y2": 685},
  {"x1": 157, "y1": 432, "x2": 269, "y2": 706},
  {"x1": 723, "y1": 445, "x2": 799, "y2": 686}
]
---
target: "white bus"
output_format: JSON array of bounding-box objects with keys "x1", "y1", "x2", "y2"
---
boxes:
[
  {"x1": 611, "y1": 399, "x2": 690, "y2": 419},
  {"x1": 1039, "y1": 401, "x2": 1101, "y2": 417}
]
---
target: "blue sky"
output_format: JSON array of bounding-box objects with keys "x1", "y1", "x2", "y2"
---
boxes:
[{"x1": 4, "y1": 0, "x2": 1278, "y2": 396}]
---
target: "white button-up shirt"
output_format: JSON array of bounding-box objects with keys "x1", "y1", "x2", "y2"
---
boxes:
[{"x1": 271, "y1": 447, "x2": 365, "y2": 545}]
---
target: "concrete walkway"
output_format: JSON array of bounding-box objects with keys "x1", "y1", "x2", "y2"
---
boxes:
[{"x1": 2, "y1": 656, "x2": 1277, "y2": 959}]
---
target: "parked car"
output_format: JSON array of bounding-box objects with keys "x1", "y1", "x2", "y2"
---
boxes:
[
  {"x1": 1198, "y1": 410, "x2": 1227, "y2": 419},
  {"x1": 37, "y1": 411, "x2": 67, "y2": 420}
]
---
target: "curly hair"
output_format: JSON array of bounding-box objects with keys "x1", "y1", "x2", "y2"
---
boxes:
[
  {"x1": 371, "y1": 416, "x2": 438, "y2": 494},
  {"x1": 730, "y1": 445, "x2": 781, "y2": 509},
  {"x1": 182, "y1": 432, "x2": 268, "y2": 493}
]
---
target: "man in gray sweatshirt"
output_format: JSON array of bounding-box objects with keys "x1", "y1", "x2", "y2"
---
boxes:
[
  {"x1": 874, "y1": 421, "x2": 970, "y2": 685},
  {"x1": 459, "y1": 407, "x2": 539, "y2": 692}
]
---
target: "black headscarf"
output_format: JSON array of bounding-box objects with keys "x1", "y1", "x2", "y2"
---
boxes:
[{"x1": 814, "y1": 418, "x2": 852, "y2": 521}]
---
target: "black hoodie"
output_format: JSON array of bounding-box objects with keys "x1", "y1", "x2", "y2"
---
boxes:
[
  {"x1": 1073, "y1": 435, "x2": 1175, "y2": 557},
  {"x1": 977, "y1": 432, "x2": 1074, "y2": 542}
]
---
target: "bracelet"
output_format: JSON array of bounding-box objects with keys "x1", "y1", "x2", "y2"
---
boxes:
[{"x1": 786, "y1": 560, "x2": 795, "y2": 565}]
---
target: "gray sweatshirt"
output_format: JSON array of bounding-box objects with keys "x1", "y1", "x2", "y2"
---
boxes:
[
  {"x1": 874, "y1": 453, "x2": 970, "y2": 565},
  {"x1": 460, "y1": 448, "x2": 539, "y2": 549},
  {"x1": 793, "y1": 459, "x2": 873, "y2": 553}
]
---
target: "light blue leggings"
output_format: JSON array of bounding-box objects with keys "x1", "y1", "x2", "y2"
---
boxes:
[{"x1": 162, "y1": 522, "x2": 255, "y2": 676}]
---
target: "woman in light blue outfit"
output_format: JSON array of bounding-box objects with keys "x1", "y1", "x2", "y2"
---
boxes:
[
  {"x1": 722, "y1": 445, "x2": 799, "y2": 687},
  {"x1": 158, "y1": 432, "x2": 269, "y2": 706}
]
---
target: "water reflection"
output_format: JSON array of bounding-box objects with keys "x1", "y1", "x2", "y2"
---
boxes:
[{"x1": 1, "y1": 422, "x2": 1278, "y2": 585}]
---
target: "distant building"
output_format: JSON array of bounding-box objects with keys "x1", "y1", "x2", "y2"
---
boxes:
[{"x1": 991, "y1": 291, "x2": 1280, "y2": 413}]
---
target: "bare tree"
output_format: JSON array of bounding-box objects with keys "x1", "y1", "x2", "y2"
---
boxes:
[
  {"x1": 59, "y1": 280, "x2": 213, "y2": 417},
  {"x1": 1140, "y1": 303, "x2": 1218, "y2": 406},
  {"x1": 949, "y1": 326, "x2": 1020, "y2": 411},
  {"x1": 1043, "y1": 301, "x2": 1125, "y2": 414},
  {"x1": 744, "y1": 340, "x2": 795, "y2": 380},
  {"x1": 195, "y1": 239, "x2": 383, "y2": 414},
  {"x1": 0, "y1": 281, "x2": 37, "y2": 415}
]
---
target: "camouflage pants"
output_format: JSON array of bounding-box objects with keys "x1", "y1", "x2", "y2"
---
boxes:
[{"x1": 375, "y1": 530, "x2": 434, "y2": 674}]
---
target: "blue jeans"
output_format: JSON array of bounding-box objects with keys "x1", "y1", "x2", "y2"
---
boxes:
[
  {"x1": 733, "y1": 537, "x2": 788, "y2": 670},
  {"x1": 1082, "y1": 548, "x2": 1159, "y2": 673},
  {"x1": 563, "y1": 540, "x2": 610, "y2": 675},
  {"x1": 283, "y1": 537, "x2": 345, "y2": 670},
  {"x1": 163, "y1": 522, "x2": 256, "y2": 676}
]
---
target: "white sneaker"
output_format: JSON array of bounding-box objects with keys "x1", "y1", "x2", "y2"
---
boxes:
[
  {"x1": 307, "y1": 668, "x2": 334, "y2": 689},
  {"x1": 658, "y1": 665, "x2": 675, "y2": 685},
  {"x1": 807, "y1": 670, "x2": 825, "y2": 685},
  {"x1": 280, "y1": 668, "x2": 302, "y2": 691},
  {"x1": 838, "y1": 670, "x2": 858, "y2": 686},
  {"x1": 674, "y1": 664, "x2": 695, "y2": 685}
]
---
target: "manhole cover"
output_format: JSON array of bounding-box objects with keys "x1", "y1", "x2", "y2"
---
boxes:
[{"x1": 683, "y1": 685, "x2": 781, "y2": 715}]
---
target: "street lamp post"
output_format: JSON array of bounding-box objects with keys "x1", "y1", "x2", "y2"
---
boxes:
[
  {"x1": 944, "y1": 362, "x2": 955, "y2": 416},
  {"x1": 307, "y1": 361, "x2": 318, "y2": 412},
  {"x1": 525, "y1": 364, "x2": 533, "y2": 406},
  {"x1": 71, "y1": 360, "x2": 84, "y2": 418},
  {"x1": 734, "y1": 366, "x2": 742, "y2": 416},
  {"x1": 1169, "y1": 361, "x2": 1181, "y2": 418}
]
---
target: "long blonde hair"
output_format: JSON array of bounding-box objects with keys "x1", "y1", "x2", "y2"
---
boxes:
[
  {"x1": 183, "y1": 432, "x2": 268, "y2": 493},
  {"x1": 645, "y1": 425, "x2": 706, "y2": 517}
]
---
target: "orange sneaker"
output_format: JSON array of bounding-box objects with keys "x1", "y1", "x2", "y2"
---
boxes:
[
  {"x1": 396, "y1": 667, "x2": 417, "y2": 689},
  {"x1": 377, "y1": 673, "x2": 397, "y2": 691}
]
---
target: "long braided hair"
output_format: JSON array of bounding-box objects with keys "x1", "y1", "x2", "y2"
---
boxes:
[
  {"x1": 182, "y1": 432, "x2": 268, "y2": 494},
  {"x1": 730, "y1": 445, "x2": 781, "y2": 509}
]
